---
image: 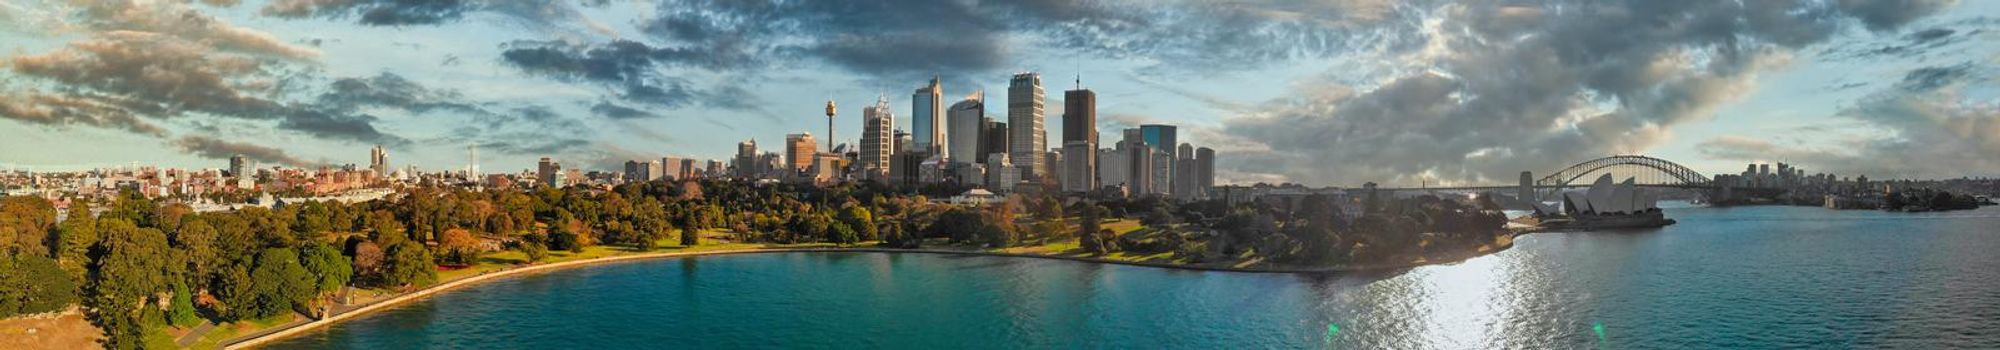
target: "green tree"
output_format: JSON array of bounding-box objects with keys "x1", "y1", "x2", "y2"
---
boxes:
[
  {"x1": 247, "y1": 248, "x2": 312, "y2": 319},
  {"x1": 517, "y1": 234, "x2": 549, "y2": 263},
  {"x1": 381, "y1": 242, "x2": 437, "y2": 288},
  {"x1": 678, "y1": 211, "x2": 703, "y2": 247},
  {"x1": 213, "y1": 262, "x2": 254, "y2": 321},
  {"x1": 299, "y1": 242, "x2": 353, "y2": 317},
  {"x1": 838, "y1": 206, "x2": 877, "y2": 242},
  {"x1": 173, "y1": 218, "x2": 220, "y2": 289},
  {"x1": 88, "y1": 220, "x2": 172, "y2": 315},
  {"x1": 53, "y1": 210, "x2": 99, "y2": 279},
  {"x1": 0, "y1": 253, "x2": 76, "y2": 317},
  {"x1": 167, "y1": 283, "x2": 200, "y2": 327}
]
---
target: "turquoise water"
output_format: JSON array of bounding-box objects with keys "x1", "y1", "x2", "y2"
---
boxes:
[{"x1": 272, "y1": 206, "x2": 2000, "y2": 349}]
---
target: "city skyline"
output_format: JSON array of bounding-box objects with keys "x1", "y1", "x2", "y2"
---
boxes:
[{"x1": 1, "y1": 1, "x2": 1998, "y2": 187}]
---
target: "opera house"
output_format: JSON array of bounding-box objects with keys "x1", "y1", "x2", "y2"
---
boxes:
[{"x1": 1532, "y1": 174, "x2": 1676, "y2": 229}]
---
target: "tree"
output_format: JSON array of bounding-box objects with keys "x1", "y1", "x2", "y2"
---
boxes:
[
  {"x1": 838, "y1": 206, "x2": 877, "y2": 242},
  {"x1": 679, "y1": 211, "x2": 703, "y2": 247},
  {"x1": 1078, "y1": 205, "x2": 1109, "y2": 254},
  {"x1": 381, "y1": 242, "x2": 437, "y2": 288},
  {"x1": 548, "y1": 226, "x2": 582, "y2": 252},
  {"x1": 0, "y1": 253, "x2": 76, "y2": 317},
  {"x1": 173, "y1": 218, "x2": 220, "y2": 289},
  {"x1": 0, "y1": 195, "x2": 57, "y2": 257},
  {"x1": 89, "y1": 220, "x2": 172, "y2": 317},
  {"x1": 213, "y1": 262, "x2": 254, "y2": 321},
  {"x1": 437, "y1": 228, "x2": 479, "y2": 265},
  {"x1": 517, "y1": 234, "x2": 549, "y2": 263},
  {"x1": 53, "y1": 211, "x2": 99, "y2": 280},
  {"x1": 167, "y1": 283, "x2": 200, "y2": 327},
  {"x1": 351, "y1": 241, "x2": 385, "y2": 283},
  {"x1": 247, "y1": 248, "x2": 313, "y2": 319},
  {"x1": 299, "y1": 242, "x2": 353, "y2": 317}
]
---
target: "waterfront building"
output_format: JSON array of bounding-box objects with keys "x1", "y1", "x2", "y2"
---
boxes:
[
  {"x1": 860, "y1": 97, "x2": 894, "y2": 179},
  {"x1": 1008, "y1": 72, "x2": 1046, "y2": 181},
  {"x1": 947, "y1": 91, "x2": 985, "y2": 164},
  {"x1": 786, "y1": 133, "x2": 816, "y2": 171},
  {"x1": 912, "y1": 76, "x2": 945, "y2": 157}
]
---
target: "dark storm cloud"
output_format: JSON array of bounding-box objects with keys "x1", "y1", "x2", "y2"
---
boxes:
[
  {"x1": 0, "y1": 92, "x2": 169, "y2": 136},
  {"x1": 262, "y1": 0, "x2": 474, "y2": 26},
  {"x1": 1837, "y1": 0, "x2": 1959, "y2": 32},
  {"x1": 1218, "y1": 0, "x2": 1954, "y2": 186},
  {"x1": 172, "y1": 135, "x2": 313, "y2": 167}
]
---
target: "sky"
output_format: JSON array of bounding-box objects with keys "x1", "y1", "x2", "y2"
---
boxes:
[{"x1": 0, "y1": 0, "x2": 1995, "y2": 187}]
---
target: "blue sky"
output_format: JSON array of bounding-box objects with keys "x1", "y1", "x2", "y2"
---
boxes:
[{"x1": 1, "y1": 0, "x2": 1995, "y2": 187}]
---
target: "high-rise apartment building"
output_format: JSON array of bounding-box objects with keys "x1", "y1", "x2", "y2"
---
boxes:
[
  {"x1": 912, "y1": 77, "x2": 944, "y2": 157},
  {"x1": 785, "y1": 133, "x2": 816, "y2": 171},
  {"x1": 229, "y1": 155, "x2": 253, "y2": 189},
  {"x1": 1196, "y1": 147, "x2": 1215, "y2": 198},
  {"x1": 860, "y1": 97, "x2": 894, "y2": 178},
  {"x1": 1061, "y1": 85, "x2": 1096, "y2": 193},
  {"x1": 368, "y1": 145, "x2": 389, "y2": 176},
  {"x1": 947, "y1": 91, "x2": 985, "y2": 164},
  {"x1": 1008, "y1": 72, "x2": 1045, "y2": 181}
]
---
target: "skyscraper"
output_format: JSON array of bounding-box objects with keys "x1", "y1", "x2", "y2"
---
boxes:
[
  {"x1": 982, "y1": 120, "x2": 1008, "y2": 166},
  {"x1": 947, "y1": 90, "x2": 985, "y2": 164},
  {"x1": 229, "y1": 155, "x2": 253, "y2": 189},
  {"x1": 1008, "y1": 72, "x2": 1045, "y2": 181},
  {"x1": 368, "y1": 145, "x2": 389, "y2": 176},
  {"x1": 912, "y1": 76, "x2": 944, "y2": 157},
  {"x1": 786, "y1": 133, "x2": 816, "y2": 171},
  {"x1": 1196, "y1": 147, "x2": 1215, "y2": 199},
  {"x1": 1140, "y1": 124, "x2": 1178, "y2": 194},
  {"x1": 1061, "y1": 84, "x2": 1097, "y2": 193},
  {"x1": 824, "y1": 99, "x2": 838, "y2": 151},
  {"x1": 537, "y1": 157, "x2": 561, "y2": 188},
  {"x1": 735, "y1": 139, "x2": 759, "y2": 178},
  {"x1": 1174, "y1": 143, "x2": 1196, "y2": 199},
  {"x1": 860, "y1": 97, "x2": 893, "y2": 179}
]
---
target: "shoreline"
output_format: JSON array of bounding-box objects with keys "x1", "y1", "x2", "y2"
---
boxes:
[{"x1": 223, "y1": 237, "x2": 1521, "y2": 349}]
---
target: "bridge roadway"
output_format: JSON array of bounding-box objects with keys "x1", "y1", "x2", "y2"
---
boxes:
[{"x1": 1373, "y1": 184, "x2": 1712, "y2": 192}]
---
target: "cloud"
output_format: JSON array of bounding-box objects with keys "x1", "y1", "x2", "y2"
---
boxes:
[
  {"x1": 1216, "y1": 0, "x2": 1952, "y2": 186},
  {"x1": 172, "y1": 135, "x2": 312, "y2": 167},
  {"x1": 0, "y1": 92, "x2": 169, "y2": 136},
  {"x1": 499, "y1": 40, "x2": 762, "y2": 109},
  {"x1": 1699, "y1": 63, "x2": 2000, "y2": 179},
  {"x1": 6, "y1": 31, "x2": 412, "y2": 146},
  {"x1": 68, "y1": 0, "x2": 320, "y2": 59},
  {"x1": 589, "y1": 101, "x2": 657, "y2": 120},
  {"x1": 318, "y1": 72, "x2": 484, "y2": 115},
  {"x1": 260, "y1": 0, "x2": 606, "y2": 31}
]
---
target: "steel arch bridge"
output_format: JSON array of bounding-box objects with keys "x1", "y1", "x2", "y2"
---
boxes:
[{"x1": 1535, "y1": 155, "x2": 1711, "y2": 188}]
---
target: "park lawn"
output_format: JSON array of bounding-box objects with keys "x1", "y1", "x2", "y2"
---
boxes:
[{"x1": 1103, "y1": 219, "x2": 1145, "y2": 234}]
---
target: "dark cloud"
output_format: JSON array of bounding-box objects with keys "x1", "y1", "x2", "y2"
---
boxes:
[
  {"x1": 263, "y1": 0, "x2": 474, "y2": 26},
  {"x1": 500, "y1": 40, "x2": 761, "y2": 109},
  {"x1": 1218, "y1": 0, "x2": 1954, "y2": 186},
  {"x1": 1899, "y1": 64, "x2": 1970, "y2": 92},
  {"x1": 318, "y1": 73, "x2": 482, "y2": 115},
  {"x1": 172, "y1": 135, "x2": 312, "y2": 167},
  {"x1": 589, "y1": 101, "x2": 657, "y2": 120},
  {"x1": 1837, "y1": 0, "x2": 1959, "y2": 32}
]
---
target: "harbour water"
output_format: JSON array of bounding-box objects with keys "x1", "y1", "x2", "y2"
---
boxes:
[{"x1": 272, "y1": 205, "x2": 2000, "y2": 349}]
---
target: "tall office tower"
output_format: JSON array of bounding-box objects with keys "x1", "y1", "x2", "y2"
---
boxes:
[
  {"x1": 786, "y1": 133, "x2": 817, "y2": 171},
  {"x1": 1151, "y1": 149, "x2": 1173, "y2": 195},
  {"x1": 893, "y1": 129, "x2": 910, "y2": 154},
  {"x1": 1008, "y1": 72, "x2": 1045, "y2": 180},
  {"x1": 1096, "y1": 148, "x2": 1127, "y2": 192},
  {"x1": 860, "y1": 97, "x2": 894, "y2": 178},
  {"x1": 736, "y1": 139, "x2": 759, "y2": 178},
  {"x1": 1061, "y1": 84, "x2": 1096, "y2": 193},
  {"x1": 1129, "y1": 147, "x2": 1152, "y2": 196},
  {"x1": 537, "y1": 157, "x2": 561, "y2": 188},
  {"x1": 467, "y1": 143, "x2": 479, "y2": 177},
  {"x1": 982, "y1": 120, "x2": 1008, "y2": 165},
  {"x1": 912, "y1": 76, "x2": 945, "y2": 157},
  {"x1": 947, "y1": 91, "x2": 985, "y2": 164},
  {"x1": 1195, "y1": 147, "x2": 1215, "y2": 199},
  {"x1": 1174, "y1": 143, "x2": 1196, "y2": 199},
  {"x1": 369, "y1": 145, "x2": 389, "y2": 175},
  {"x1": 1140, "y1": 124, "x2": 1179, "y2": 194}
]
